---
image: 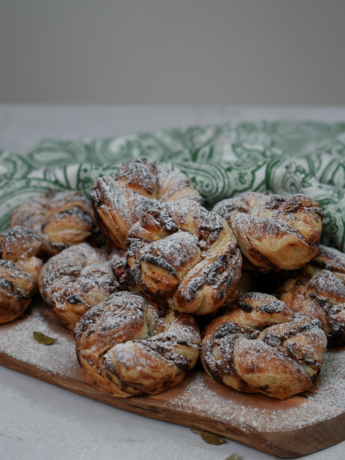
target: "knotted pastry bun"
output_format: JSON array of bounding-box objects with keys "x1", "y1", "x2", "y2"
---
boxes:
[
  {"x1": 74, "y1": 292, "x2": 201, "y2": 397},
  {"x1": 90, "y1": 157, "x2": 203, "y2": 250},
  {"x1": 278, "y1": 245, "x2": 345, "y2": 346},
  {"x1": 213, "y1": 192, "x2": 323, "y2": 271},
  {"x1": 11, "y1": 190, "x2": 97, "y2": 258},
  {"x1": 0, "y1": 226, "x2": 43, "y2": 324},
  {"x1": 201, "y1": 292, "x2": 327, "y2": 399},
  {"x1": 127, "y1": 199, "x2": 242, "y2": 315},
  {"x1": 38, "y1": 243, "x2": 120, "y2": 330}
]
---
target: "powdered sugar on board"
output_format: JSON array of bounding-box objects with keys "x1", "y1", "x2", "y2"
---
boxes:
[
  {"x1": 307, "y1": 348, "x2": 345, "y2": 410},
  {"x1": 161, "y1": 364, "x2": 345, "y2": 433},
  {"x1": 1, "y1": 300, "x2": 345, "y2": 437},
  {"x1": 0, "y1": 299, "x2": 79, "y2": 378}
]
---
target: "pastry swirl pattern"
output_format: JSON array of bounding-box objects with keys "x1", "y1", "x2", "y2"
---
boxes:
[
  {"x1": 213, "y1": 192, "x2": 323, "y2": 271},
  {"x1": 90, "y1": 157, "x2": 203, "y2": 250},
  {"x1": 11, "y1": 190, "x2": 97, "y2": 257},
  {"x1": 278, "y1": 245, "x2": 345, "y2": 346},
  {"x1": 127, "y1": 199, "x2": 242, "y2": 315},
  {"x1": 74, "y1": 292, "x2": 201, "y2": 397},
  {"x1": 201, "y1": 292, "x2": 327, "y2": 399},
  {"x1": 38, "y1": 243, "x2": 120, "y2": 330},
  {"x1": 0, "y1": 226, "x2": 42, "y2": 324}
]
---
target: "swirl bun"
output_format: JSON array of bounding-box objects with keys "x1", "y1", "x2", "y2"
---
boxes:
[
  {"x1": 74, "y1": 292, "x2": 201, "y2": 397},
  {"x1": 38, "y1": 243, "x2": 120, "y2": 330},
  {"x1": 0, "y1": 226, "x2": 43, "y2": 324},
  {"x1": 90, "y1": 158, "x2": 203, "y2": 250},
  {"x1": 201, "y1": 292, "x2": 327, "y2": 399},
  {"x1": 213, "y1": 192, "x2": 323, "y2": 271},
  {"x1": 127, "y1": 199, "x2": 242, "y2": 315},
  {"x1": 278, "y1": 245, "x2": 345, "y2": 346},
  {"x1": 11, "y1": 190, "x2": 97, "y2": 258}
]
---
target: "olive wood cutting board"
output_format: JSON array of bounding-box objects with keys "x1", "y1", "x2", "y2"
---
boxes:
[{"x1": 1, "y1": 299, "x2": 345, "y2": 458}]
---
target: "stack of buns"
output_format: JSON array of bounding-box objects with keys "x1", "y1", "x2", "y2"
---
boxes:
[{"x1": 3, "y1": 157, "x2": 341, "y2": 400}]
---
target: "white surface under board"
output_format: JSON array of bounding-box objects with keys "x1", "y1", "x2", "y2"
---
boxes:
[{"x1": 1, "y1": 105, "x2": 345, "y2": 460}]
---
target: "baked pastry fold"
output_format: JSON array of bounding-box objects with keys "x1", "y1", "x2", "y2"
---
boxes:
[
  {"x1": 201, "y1": 292, "x2": 327, "y2": 399},
  {"x1": 0, "y1": 226, "x2": 43, "y2": 323},
  {"x1": 109, "y1": 247, "x2": 137, "y2": 292},
  {"x1": 127, "y1": 199, "x2": 242, "y2": 315},
  {"x1": 278, "y1": 245, "x2": 345, "y2": 346},
  {"x1": 75, "y1": 292, "x2": 201, "y2": 397},
  {"x1": 213, "y1": 192, "x2": 323, "y2": 271},
  {"x1": 90, "y1": 157, "x2": 203, "y2": 250},
  {"x1": 11, "y1": 190, "x2": 97, "y2": 257},
  {"x1": 39, "y1": 243, "x2": 120, "y2": 329}
]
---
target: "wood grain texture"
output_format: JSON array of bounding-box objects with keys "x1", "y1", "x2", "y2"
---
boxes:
[{"x1": 1, "y1": 300, "x2": 345, "y2": 458}]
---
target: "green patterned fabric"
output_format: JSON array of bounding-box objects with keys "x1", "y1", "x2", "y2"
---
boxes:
[{"x1": 2, "y1": 121, "x2": 345, "y2": 250}]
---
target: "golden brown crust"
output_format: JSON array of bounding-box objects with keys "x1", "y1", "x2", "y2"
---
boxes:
[
  {"x1": 38, "y1": 243, "x2": 120, "y2": 330},
  {"x1": 127, "y1": 199, "x2": 242, "y2": 315},
  {"x1": 11, "y1": 190, "x2": 97, "y2": 258},
  {"x1": 90, "y1": 158, "x2": 203, "y2": 250},
  {"x1": 213, "y1": 192, "x2": 323, "y2": 271},
  {"x1": 74, "y1": 292, "x2": 201, "y2": 397},
  {"x1": 201, "y1": 292, "x2": 327, "y2": 399},
  {"x1": 278, "y1": 245, "x2": 345, "y2": 346},
  {"x1": 0, "y1": 226, "x2": 43, "y2": 324}
]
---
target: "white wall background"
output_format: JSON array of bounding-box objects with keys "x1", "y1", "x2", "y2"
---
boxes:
[{"x1": 1, "y1": 0, "x2": 345, "y2": 105}]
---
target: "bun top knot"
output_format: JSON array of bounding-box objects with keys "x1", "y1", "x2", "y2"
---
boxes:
[
  {"x1": 0, "y1": 226, "x2": 41, "y2": 262},
  {"x1": 213, "y1": 192, "x2": 323, "y2": 271},
  {"x1": 127, "y1": 199, "x2": 242, "y2": 315},
  {"x1": 278, "y1": 245, "x2": 345, "y2": 346},
  {"x1": 38, "y1": 243, "x2": 120, "y2": 330},
  {"x1": 201, "y1": 292, "x2": 327, "y2": 399},
  {"x1": 74, "y1": 291, "x2": 201, "y2": 397},
  {"x1": 0, "y1": 226, "x2": 43, "y2": 324},
  {"x1": 11, "y1": 190, "x2": 97, "y2": 257},
  {"x1": 90, "y1": 158, "x2": 203, "y2": 250}
]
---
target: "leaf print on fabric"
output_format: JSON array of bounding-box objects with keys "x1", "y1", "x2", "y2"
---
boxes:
[
  {"x1": 0, "y1": 150, "x2": 33, "y2": 181},
  {"x1": 266, "y1": 158, "x2": 314, "y2": 195},
  {"x1": 2, "y1": 121, "x2": 345, "y2": 251},
  {"x1": 271, "y1": 121, "x2": 345, "y2": 157},
  {"x1": 76, "y1": 163, "x2": 119, "y2": 196},
  {"x1": 332, "y1": 164, "x2": 345, "y2": 189},
  {"x1": 233, "y1": 121, "x2": 280, "y2": 161},
  {"x1": 27, "y1": 140, "x2": 89, "y2": 167}
]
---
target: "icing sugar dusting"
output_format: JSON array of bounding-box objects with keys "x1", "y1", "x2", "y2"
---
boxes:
[
  {"x1": 307, "y1": 349, "x2": 345, "y2": 410},
  {"x1": 162, "y1": 359, "x2": 344, "y2": 433},
  {"x1": 0, "y1": 300, "x2": 79, "y2": 377},
  {"x1": 1, "y1": 300, "x2": 345, "y2": 436}
]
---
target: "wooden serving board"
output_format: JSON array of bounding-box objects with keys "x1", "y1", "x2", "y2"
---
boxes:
[{"x1": 1, "y1": 300, "x2": 345, "y2": 458}]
